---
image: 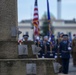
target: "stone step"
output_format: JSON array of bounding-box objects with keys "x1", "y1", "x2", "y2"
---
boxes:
[
  {"x1": 58, "y1": 72, "x2": 76, "y2": 75},
  {"x1": 58, "y1": 73, "x2": 70, "y2": 75}
]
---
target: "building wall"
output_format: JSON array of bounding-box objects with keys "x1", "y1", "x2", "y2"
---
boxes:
[
  {"x1": 19, "y1": 28, "x2": 33, "y2": 41},
  {"x1": 18, "y1": 23, "x2": 33, "y2": 40},
  {"x1": 54, "y1": 27, "x2": 76, "y2": 39},
  {"x1": 18, "y1": 20, "x2": 76, "y2": 40},
  {"x1": 53, "y1": 20, "x2": 76, "y2": 39}
]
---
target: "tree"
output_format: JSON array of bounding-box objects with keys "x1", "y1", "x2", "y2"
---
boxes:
[{"x1": 41, "y1": 12, "x2": 50, "y2": 36}]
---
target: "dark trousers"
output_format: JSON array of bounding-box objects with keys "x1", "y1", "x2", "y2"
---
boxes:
[
  {"x1": 72, "y1": 52, "x2": 76, "y2": 66},
  {"x1": 62, "y1": 58, "x2": 69, "y2": 74}
]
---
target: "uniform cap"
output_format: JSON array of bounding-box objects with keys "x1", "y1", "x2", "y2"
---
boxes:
[
  {"x1": 59, "y1": 32, "x2": 64, "y2": 36},
  {"x1": 23, "y1": 34, "x2": 29, "y2": 38},
  {"x1": 63, "y1": 34, "x2": 68, "y2": 38}
]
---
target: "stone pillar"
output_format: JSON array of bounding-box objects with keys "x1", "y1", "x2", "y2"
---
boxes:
[{"x1": 0, "y1": 0, "x2": 18, "y2": 59}]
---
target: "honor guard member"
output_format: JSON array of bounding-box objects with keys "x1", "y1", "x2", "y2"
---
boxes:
[
  {"x1": 43, "y1": 36, "x2": 55, "y2": 58},
  {"x1": 35, "y1": 36, "x2": 40, "y2": 46},
  {"x1": 49, "y1": 34, "x2": 56, "y2": 58},
  {"x1": 59, "y1": 34, "x2": 71, "y2": 74},
  {"x1": 23, "y1": 33, "x2": 29, "y2": 42},
  {"x1": 38, "y1": 40, "x2": 45, "y2": 58},
  {"x1": 35, "y1": 36, "x2": 44, "y2": 58},
  {"x1": 18, "y1": 38, "x2": 23, "y2": 45},
  {"x1": 72, "y1": 34, "x2": 76, "y2": 66},
  {"x1": 56, "y1": 32, "x2": 64, "y2": 58},
  {"x1": 56, "y1": 32, "x2": 64, "y2": 73}
]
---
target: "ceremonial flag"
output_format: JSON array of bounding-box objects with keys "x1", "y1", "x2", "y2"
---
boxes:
[
  {"x1": 33, "y1": 0, "x2": 40, "y2": 37},
  {"x1": 47, "y1": 0, "x2": 52, "y2": 36},
  {"x1": 47, "y1": 0, "x2": 50, "y2": 20}
]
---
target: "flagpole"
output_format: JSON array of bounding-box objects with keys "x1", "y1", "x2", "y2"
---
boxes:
[{"x1": 47, "y1": 0, "x2": 53, "y2": 53}]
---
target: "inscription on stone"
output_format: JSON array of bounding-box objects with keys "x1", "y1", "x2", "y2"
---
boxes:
[
  {"x1": 32, "y1": 45, "x2": 41, "y2": 55},
  {"x1": 11, "y1": 26, "x2": 17, "y2": 37},
  {"x1": 18, "y1": 45, "x2": 28, "y2": 55},
  {"x1": 26, "y1": 63, "x2": 36, "y2": 74}
]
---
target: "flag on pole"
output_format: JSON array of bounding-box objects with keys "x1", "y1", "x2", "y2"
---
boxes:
[
  {"x1": 47, "y1": 0, "x2": 52, "y2": 36},
  {"x1": 33, "y1": 0, "x2": 40, "y2": 37},
  {"x1": 47, "y1": 0, "x2": 50, "y2": 21}
]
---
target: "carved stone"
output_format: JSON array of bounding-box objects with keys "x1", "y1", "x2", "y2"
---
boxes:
[
  {"x1": 18, "y1": 45, "x2": 28, "y2": 55},
  {"x1": 22, "y1": 41, "x2": 36, "y2": 58},
  {"x1": 32, "y1": 45, "x2": 41, "y2": 55},
  {"x1": 26, "y1": 63, "x2": 36, "y2": 74}
]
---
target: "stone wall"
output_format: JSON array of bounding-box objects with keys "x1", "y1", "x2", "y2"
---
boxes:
[
  {"x1": 0, "y1": 59, "x2": 56, "y2": 75},
  {"x1": 0, "y1": 0, "x2": 18, "y2": 41},
  {"x1": 0, "y1": 41, "x2": 18, "y2": 59},
  {"x1": 0, "y1": 0, "x2": 18, "y2": 59}
]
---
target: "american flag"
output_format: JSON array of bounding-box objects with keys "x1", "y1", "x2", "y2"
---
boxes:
[{"x1": 33, "y1": 0, "x2": 40, "y2": 37}]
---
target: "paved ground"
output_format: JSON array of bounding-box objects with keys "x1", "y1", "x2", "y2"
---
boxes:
[{"x1": 58, "y1": 58, "x2": 76, "y2": 75}]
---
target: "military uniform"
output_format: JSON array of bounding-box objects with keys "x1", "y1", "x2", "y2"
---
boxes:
[
  {"x1": 72, "y1": 34, "x2": 76, "y2": 66},
  {"x1": 56, "y1": 34, "x2": 63, "y2": 73},
  {"x1": 22, "y1": 33, "x2": 29, "y2": 42},
  {"x1": 56, "y1": 37, "x2": 63, "y2": 59},
  {"x1": 44, "y1": 41, "x2": 55, "y2": 58},
  {"x1": 35, "y1": 40, "x2": 45, "y2": 58},
  {"x1": 59, "y1": 34, "x2": 71, "y2": 74}
]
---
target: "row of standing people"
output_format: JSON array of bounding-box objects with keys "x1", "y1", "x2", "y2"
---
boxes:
[
  {"x1": 35, "y1": 35, "x2": 56, "y2": 58},
  {"x1": 18, "y1": 32, "x2": 76, "y2": 74},
  {"x1": 35, "y1": 33, "x2": 76, "y2": 74}
]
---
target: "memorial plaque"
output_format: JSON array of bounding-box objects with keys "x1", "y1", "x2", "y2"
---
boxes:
[
  {"x1": 26, "y1": 63, "x2": 36, "y2": 74},
  {"x1": 53, "y1": 61, "x2": 61, "y2": 73},
  {"x1": 18, "y1": 45, "x2": 28, "y2": 55},
  {"x1": 32, "y1": 45, "x2": 41, "y2": 55},
  {"x1": 11, "y1": 26, "x2": 17, "y2": 37}
]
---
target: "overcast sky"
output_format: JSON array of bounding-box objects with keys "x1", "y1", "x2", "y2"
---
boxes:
[{"x1": 18, "y1": 0, "x2": 76, "y2": 22}]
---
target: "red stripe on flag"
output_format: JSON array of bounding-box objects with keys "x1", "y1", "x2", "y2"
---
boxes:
[
  {"x1": 33, "y1": 0, "x2": 40, "y2": 36},
  {"x1": 34, "y1": 8, "x2": 38, "y2": 11},
  {"x1": 34, "y1": 13, "x2": 38, "y2": 16}
]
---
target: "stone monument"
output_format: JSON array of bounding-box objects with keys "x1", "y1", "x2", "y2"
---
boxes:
[
  {"x1": 0, "y1": 0, "x2": 18, "y2": 59},
  {"x1": 0, "y1": 0, "x2": 57, "y2": 75}
]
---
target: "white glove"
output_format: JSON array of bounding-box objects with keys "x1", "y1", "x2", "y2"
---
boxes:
[
  {"x1": 54, "y1": 56, "x2": 57, "y2": 58},
  {"x1": 36, "y1": 36, "x2": 39, "y2": 40},
  {"x1": 68, "y1": 47, "x2": 71, "y2": 50},
  {"x1": 48, "y1": 37, "x2": 51, "y2": 42},
  {"x1": 42, "y1": 56, "x2": 44, "y2": 58}
]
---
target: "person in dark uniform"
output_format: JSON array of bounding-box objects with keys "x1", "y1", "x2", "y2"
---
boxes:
[
  {"x1": 49, "y1": 34, "x2": 56, "y2": 58},
  {"x1": 56, "y1": 32, "x2": 64, "y2": 73},
  {"x1": 43, "y1": 36, "x2": 55, "y2": 58},
  {"x1": 59, "y1": 34, "x2": 71, "y2": 74},
  {"x1": 23, "y1": 33, "x2": 29, "y2": 41},
  {"x1": 72, "y1": 34, "x2": 76, "y2": 66},
  {"x1": 35, "y1": 36, "x2": 45, "y2": 58},
  {"x1": 56, "y1": 32, "x2": 64, "y2": 58},
  {"x1": 38, "y1": 40, "x2": 45, "y2": 58}
]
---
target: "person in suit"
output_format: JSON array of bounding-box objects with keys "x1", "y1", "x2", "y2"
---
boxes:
[
  {"x1": 72, "y1": 34, "x2": 76, "y2": 66},
  {"x1": 59, "y1": 34, "x2": 71, "y2": 74}
]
